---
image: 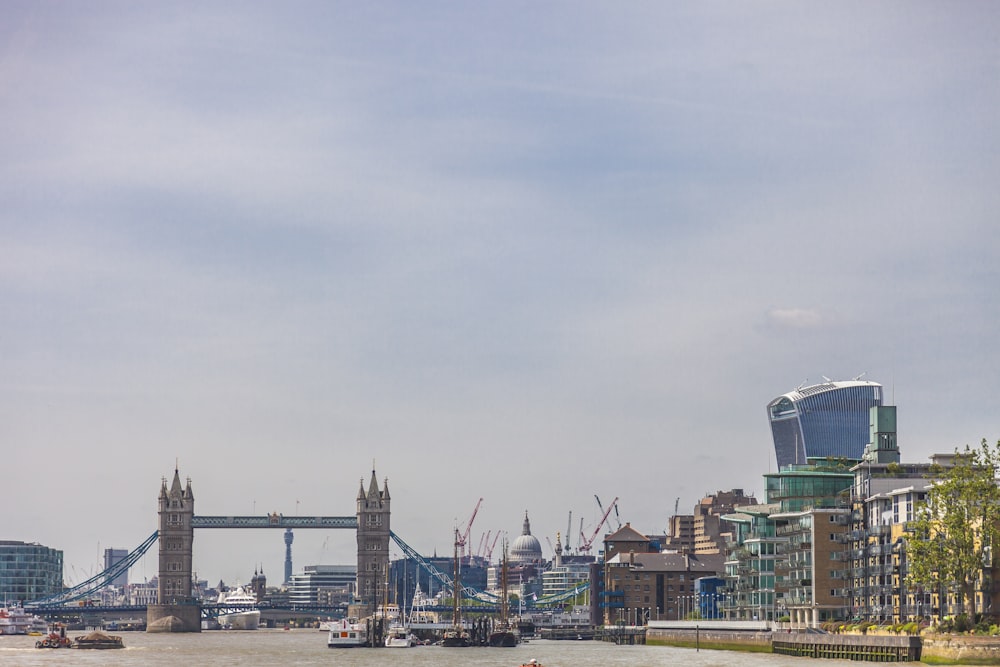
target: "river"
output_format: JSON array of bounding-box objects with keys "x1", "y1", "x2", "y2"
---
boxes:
[{"x1": 1, "y1": 629, "x2": 860, "y2": 666}]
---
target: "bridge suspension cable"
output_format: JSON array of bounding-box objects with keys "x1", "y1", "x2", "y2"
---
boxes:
[{"x1": 27, "y1": 531, "x2": 160, "y2": 608}]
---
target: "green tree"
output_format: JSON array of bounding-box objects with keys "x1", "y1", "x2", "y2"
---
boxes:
[{"x1": 907, "y1": 439, "x2": 1000, "y2": 618}]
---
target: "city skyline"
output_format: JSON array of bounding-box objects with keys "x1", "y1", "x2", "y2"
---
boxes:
[{"x1": 3, "y1": 2, "x2": 998, "y2": 586}]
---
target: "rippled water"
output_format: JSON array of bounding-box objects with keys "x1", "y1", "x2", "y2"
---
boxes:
[{"x1": 0, "y1": 630, "x2": 859, "y2": 666}]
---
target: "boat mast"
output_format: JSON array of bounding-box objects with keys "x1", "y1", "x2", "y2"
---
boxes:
[
  {"x1": 500, "y1": 539, "x2": 509, "y2": 625},
  {"x1": 452, "y1": 528, "x2": 461, "y2": 630}
]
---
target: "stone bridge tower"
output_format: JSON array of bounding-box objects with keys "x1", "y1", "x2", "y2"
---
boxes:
[
  {"x1": 148, "y1": 467, "x2": 201, "y2": 632},
  {"x1": 355, "y1": 469, "x2": 390, "y2": 616}
]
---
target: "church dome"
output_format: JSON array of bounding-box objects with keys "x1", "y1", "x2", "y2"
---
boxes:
[{"x1": 510, "y1": 511, "x2": 543, "y2": 563}]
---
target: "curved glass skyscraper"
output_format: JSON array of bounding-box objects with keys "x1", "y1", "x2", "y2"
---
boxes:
[{"x1": 767, "y1": 380, "x2": 882, "y2": 470}]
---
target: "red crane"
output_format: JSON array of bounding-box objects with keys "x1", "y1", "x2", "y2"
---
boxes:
[
  {"x1": 484, "y1": 531, "x2": 502, "y2": 561},
  {"x1": 457, "y1": 498, "x2": 483, "y2": 559},
  {"x1": 578, "y1": 496, "x2": 619, "y2": 553}
]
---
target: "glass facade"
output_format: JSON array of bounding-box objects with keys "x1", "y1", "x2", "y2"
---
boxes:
[
  {"x1": 0, "y1": 541, "x2": 64, "y2": 603},
  {"x1": 767, "y1": 381, "x2": 882, "y2": 470}
]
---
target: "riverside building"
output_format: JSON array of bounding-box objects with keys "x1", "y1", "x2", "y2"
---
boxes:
[{"x1": 0, "y1": 540, "x2": 64, "y2": 603}]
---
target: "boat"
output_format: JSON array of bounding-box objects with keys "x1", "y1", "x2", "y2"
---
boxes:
[
  {"x1": 487, "y1": 540, "x2": 519, "y2": 647},
  {"x1": 0, "y1": 605, "x2": 33, "y2": 635},
  {"x1": 441, "y1": 529, "x2": 471, "y2": 647},
  {"x1": 384, "y1": 623, "x2": 417, "y2": 647},
  {"x1": 35, "y1": 625, "x2": 72, "y2": 649},
  {"x1": 74, "y1": 630, "x2": 125, "y2": 649},
  {"x1": 27, "y1": 616, "x2": 49, "y2": 635},
  {"x1": 327, "y1": 617, "x2": 369, "y2": 648},
  {"x1": 216, "y1": 585, "x2": 261, "y2": 630}
]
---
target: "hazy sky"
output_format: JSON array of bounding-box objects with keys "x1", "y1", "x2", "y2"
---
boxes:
[{"x1": 3, "y1": 2, "x2": 998, "y2": 589}]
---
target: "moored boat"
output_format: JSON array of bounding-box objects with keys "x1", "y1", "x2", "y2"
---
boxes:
[
  {"x1": 0, "y1": 605, "x2": 32, "y2": 635},
  {"x1": 442, "y1": 528, "x2": 471, "y2": 647},
  {"x1": 488, "y1": 540, "x2": 520, "y2": 647},
  {"x1": 327, "y1": 617, "x2": 368, "y2": 648},
  {"x1": 384, "y1": 623, "x2": 417, "y2": 647}
]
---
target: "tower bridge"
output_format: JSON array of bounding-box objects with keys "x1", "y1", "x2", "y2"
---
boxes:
[
  {"x1": 26, "y1": 466, "x2": 588, "y2": 632},
  {"x1": 143, "y1": 466, "x2": 391, "y2": 632}
]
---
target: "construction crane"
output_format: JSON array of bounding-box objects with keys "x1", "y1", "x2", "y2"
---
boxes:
[
  {"x1": 596, "y1": 495, "x2": 621, "y2": 530},
  {"x1": 484, "y1": 531, "x2": 502, "y2": 561},
  {"x1": 566, "y1": 511, "x2": 573, "y2": 554},
  {"x1": 457, "y1": 498, "x2": 483, "y2": 559},
  {"x1": 578, "y1": 496, "x2": 619, "y2": 553},
  {"x1": 476, "y1": 531, "x2": 490, "y2": 560}
]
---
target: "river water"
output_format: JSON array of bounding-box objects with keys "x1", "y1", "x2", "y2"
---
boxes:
[{"x1": 0, "y1": 629, "x2": 859, "y2": 666}]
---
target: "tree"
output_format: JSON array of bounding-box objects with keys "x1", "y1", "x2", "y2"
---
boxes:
[{"x1": 907, "y1": 439, "x2": 1000, "y2": 618}]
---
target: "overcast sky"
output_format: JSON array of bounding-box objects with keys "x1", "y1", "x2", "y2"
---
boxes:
[{"x1": 3, "y1": 2, "x2": 998, "y2": 589}]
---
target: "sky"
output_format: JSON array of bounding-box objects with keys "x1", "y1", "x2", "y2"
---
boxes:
[{"x1": 2, "y1": 2, "x2": 999, "y2": 590}]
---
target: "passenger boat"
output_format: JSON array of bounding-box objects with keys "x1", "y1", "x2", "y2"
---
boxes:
[
  {"x1": 74, "y1": 630, "x2": 125, "y2": 649},
  {"x1": 216, "y1": 585, "x2": 261, "y2": 630},
  {"x1": 327, "y1": 617, "x2": 368, "y2": 648},
  {"x1": 0, "y1": 605, "x2": 44, "y2": 635}
]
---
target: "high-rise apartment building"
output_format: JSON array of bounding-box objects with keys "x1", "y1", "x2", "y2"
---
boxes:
[{"x1": 767, "y1": 380, "x2": 882, "y2": 470}]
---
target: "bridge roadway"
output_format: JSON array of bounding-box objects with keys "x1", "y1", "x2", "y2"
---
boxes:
[
  {"x1": 30, "y1": 602, "x2": 501, "y2": 621},
  {"x1": 190, "y1": 515, "x2": 357, "y2": 529}
]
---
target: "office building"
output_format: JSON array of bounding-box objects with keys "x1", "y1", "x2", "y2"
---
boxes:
[
  {"x1": 0, "y1": 540, "x2": 64, "y2": 603},
  {"x1": 767, "y1": 379, "x2": 882, "y2": 469},
  {"x1": 103, "y1": 548, "x2": 129, "y2": 588}
]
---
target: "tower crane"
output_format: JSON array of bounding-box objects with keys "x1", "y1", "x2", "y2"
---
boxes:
[
  {"x1": 476, "y1": 531, "x2": 490, "y2": 560},
  {"x1": 578, "y1": 496, "x2": 619, "y2": 553},
  {"x1": 457, "y1": 498, "x2": 483, "y2": 559},
  {"x1": 596, "y1": 495, "x2": 621, "y2": 530},
  {"x1": 566, "y1": 511, "x2": 573, "y2": 554},
  {"x1": 484, "y1": 531, "x2": 502, "y2": 561}
]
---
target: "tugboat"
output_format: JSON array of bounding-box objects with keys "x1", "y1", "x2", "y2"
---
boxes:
[{"x1": 35, "y1": 625, "x2": 72, "y2": 649}]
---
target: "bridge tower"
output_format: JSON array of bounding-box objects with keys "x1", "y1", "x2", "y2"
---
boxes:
[
  {"x1": 355, "y1": 468, "x2": 390, "y2": 617},
  {"x1": 147, "y1": 467, "x2": 201, "y2": 632}
]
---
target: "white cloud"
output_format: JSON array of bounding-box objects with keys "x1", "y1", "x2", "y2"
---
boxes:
[{"x1": 767, "y1": 308, "x2": 823, "y2": 329}]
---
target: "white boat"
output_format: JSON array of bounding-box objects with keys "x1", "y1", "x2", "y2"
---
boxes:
[
  {"x1": 0, "y1": 606, "x2": 33, "y2": 635},
  {"x1": 216, "y1": 586, "x2": 260, "y2": 630},
  {"x1": 384, "y1": 623, "x2": 417, "y2": 647},
  {"x1": 28, "y1": 616, "x2": 49, "y2": 635},
  {"x1": 327, "y1": 617, "x2": 368, "y2": 648}
]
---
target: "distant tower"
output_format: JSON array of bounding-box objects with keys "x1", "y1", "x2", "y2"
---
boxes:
[
  {"x1": 355, "y1": 468, "x2": 390, "y2": 616},
  {"x1": 862, "y1": 405, "x2": 900, "y2": 464},
  {"x1": 251, "y1": 568, "x2": 266, "y2": 601},
  {"x1": 283, "y1": 529, "x2": 294, "y2": 585}
]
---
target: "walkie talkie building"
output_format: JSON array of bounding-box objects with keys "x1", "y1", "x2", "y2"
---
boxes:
[{"x1": 767, "y1": 380, "x2": 882, "y2": 470}]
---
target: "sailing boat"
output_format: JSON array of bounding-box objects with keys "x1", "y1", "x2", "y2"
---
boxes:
[
  {"x1": 441, "y1": 528, "x2": 471, "y2": 647},
  {"x1": 487, "y1": 539, "x2": 519, "y2": 647}
]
